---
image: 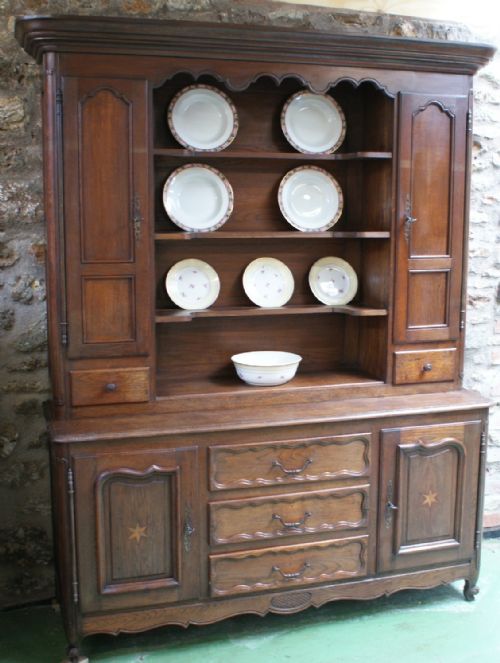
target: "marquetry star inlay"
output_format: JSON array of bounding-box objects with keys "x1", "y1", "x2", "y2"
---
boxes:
[
  {"x1": 422, "y1": 490, "x2": 438, "y2": 508},
  {"x1": 128, "y1": 523, "x2": 147, "y2": 543}
]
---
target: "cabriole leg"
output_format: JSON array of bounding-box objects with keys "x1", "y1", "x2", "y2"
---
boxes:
[{"x1": 463, "y1": 579, "x2": 479, "y2": 601}]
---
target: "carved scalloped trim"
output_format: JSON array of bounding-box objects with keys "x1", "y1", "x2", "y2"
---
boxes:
[
  {"x1": 412, "y1": 98, "x2": 457, "y2": 119},
  {"x1": 81, "y1": 565, "x2": 471, "y2": 635},
  {"x1": 154, "y1": 69, "x2": 396, "y2": 97},
  {"x1": 210, "y1": 486, "x2": 369, "y2": 544},
  {"x1": 210, "y1": 434, "x2": 371, "y2": 490}
]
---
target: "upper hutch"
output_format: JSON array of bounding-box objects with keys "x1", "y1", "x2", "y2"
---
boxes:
[{"x1": 15, "y1": 15, "x2": 494, "y2": 661}]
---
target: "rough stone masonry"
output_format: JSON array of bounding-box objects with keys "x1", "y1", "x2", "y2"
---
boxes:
[{"x1": 0, "y1": 0, "x2": 499, "y2": 608}]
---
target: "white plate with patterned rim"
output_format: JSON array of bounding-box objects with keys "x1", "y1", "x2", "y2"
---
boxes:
[
  {"x1": 163, "y1": 164, "x2": 234, "y2": 232},
  {"x1": 281, "y1": 91, "x2": 346, "y2": 154},
  {"x1": 165, "y1": 258, "x2": 220, "y2": 310},
  {"x1": 168, "y1": 84, "x2": 239, "y2": 151},
  {"x1": 278, "y1": 166, "x2": 343, "y2": 232},
  {"x1": 243, "y1": 257, "x2": 295, "y2": 308},
  {"x1": 308, "y1": 257, "x2": 358, "y2": 306}
]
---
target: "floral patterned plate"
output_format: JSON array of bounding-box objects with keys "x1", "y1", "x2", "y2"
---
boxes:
[
  {"x1": 165, "y1": 258, "x2": 220, "y2": 310},
  {"x1": 242, "y1": 257, "x2": 294, "y2": 308}
]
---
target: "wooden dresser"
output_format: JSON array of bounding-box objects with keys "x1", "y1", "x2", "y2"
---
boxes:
[{"x1": 15, "y1": 16, "x2": 494, "y2": 661}]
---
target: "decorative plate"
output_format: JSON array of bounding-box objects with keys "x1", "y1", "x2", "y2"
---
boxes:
[
  {"x1": 308, "y1": 257, "x2": 358, "y2": 306},
  {"x1": 168, "y1": 84, "x2": 239, "y2": 151},
  {"x1": 242, "y1": 257, "x2": 295, "y2": 308},
  {"x1": 163, "y1": 163, "x2": 234, "y2": 232},
  {"x1": 165, "y1": 258, "x2": 220, "y2": 310},
  {"x1": 281, "y1": 91, "x2": 346, "y2": 154},
  {"x1": 278, "y1": 166, "x2": 343, "y2": 232}
]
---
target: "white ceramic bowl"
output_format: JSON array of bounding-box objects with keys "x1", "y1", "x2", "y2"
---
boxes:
[{"x1": 231, "y1": 351, "x2": 302, "y2": 386}]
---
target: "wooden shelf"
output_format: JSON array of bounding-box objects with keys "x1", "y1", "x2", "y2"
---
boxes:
[
  {"x1": 154, "y1": 148, "x2": 392, "y2": 161},
  {"x1": 156, "y1": 369, "x2": 383, "y2": 399},
  {"x1": 154, "y1": 230, "x2": 391, "y2": 241},
  {"x1": 155, "y1": 304, "x2": 388, "y2": 323}
]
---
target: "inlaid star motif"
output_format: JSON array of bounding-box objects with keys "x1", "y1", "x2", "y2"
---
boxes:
[
  {"x1": 422, "y1": 490, "x2": 438, "y2": 508},
  {"x1": 128, "y1": 523, "x2": 147, "y2": 543}
]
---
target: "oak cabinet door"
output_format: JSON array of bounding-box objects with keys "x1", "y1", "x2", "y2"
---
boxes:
[
  {"x1": 72, "y1": 447, "x2": 199, "y2": 613},
  {"x1": 62, "y1": 77, "x2": 151, "y2": 358},
  {"x1": 378, "y1": 421, "x2": 480, "y2": 572},
  {"x1": 394, "y1": 93, "x2": 468, "y2": 343}
]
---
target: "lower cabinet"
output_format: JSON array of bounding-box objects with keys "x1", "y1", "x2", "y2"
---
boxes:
[
  {"x1": 378, "y1": 421, "x2": 481, "y2": 571},
  {"x1": 71, "y1": 446, "x2": 199, "y2": 612},
  {"x1": 58, "y1": 410, "x2": 485, "y2": 644}
]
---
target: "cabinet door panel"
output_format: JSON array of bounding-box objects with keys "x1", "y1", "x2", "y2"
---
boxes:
[
  {"x1": 394, "y1": 93, "x2": 467, "y2": 343},
  {"x1": 378, "y1": 421, "x2": 480, "y2": 572},
  {"x1": 72, "y1": 447, "x2": 199, "y2": 612},
  {"x1": 63, "y1": 77, "x2": 151, "y2": 359}
]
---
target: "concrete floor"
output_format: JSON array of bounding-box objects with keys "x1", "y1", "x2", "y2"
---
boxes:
[{"x1": 1, "y1": 537, "x2": 499, "y2": 663}]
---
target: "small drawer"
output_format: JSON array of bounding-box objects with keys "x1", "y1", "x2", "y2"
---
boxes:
[
  {"x1": 209, "y1": 432, "x2": 371, "y2": 491},
  {"x1": 210, "y1": 535, "x2": 368, "y2": 597},
  {"x1": 209, "y1": 484, "x2": 369, "y2": 545},
  {"x1": 393, "y1": 348, "x2": 456, "y2": 385},
  {"x1": 70, "y1": 367, "x2": 150, "y2": 406}
]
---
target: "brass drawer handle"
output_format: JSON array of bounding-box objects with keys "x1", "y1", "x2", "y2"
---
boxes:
[
  {"x1": 105, "y1": 382, "x2": 118, "y2": 392},
  {"x1": 272, "y1": 458, "x2": 312, "y2": 476},
  {"x1": 272, "y1": 511, "x2": 312, "y2": 530},
  {"x1": 422, "y1": 363, "x2": 433, "y2": 372},
  {"x1": 272, "y1": 561, "x2": 311, "y2": 580}
]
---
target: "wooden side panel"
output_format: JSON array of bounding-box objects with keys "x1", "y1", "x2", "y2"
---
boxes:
[
  {"x1": 73, "y1": 447, "x2": 199, "y2": 612},
  {"x1": 100, "y1": 469, "x2": 173, "y2": 588},
  {"x1": 209, "y1": 433, "x2": 371, "y2": 491},
  {"x1": 80, "y1": 88, "x2": 133, "y2": 263},
  {"x1": 82, "y1": 277, "x2": 135, "y2": 343},
  {"x1": 63, "y1": 76, "x2": 151, "y2": 359},
  {"x1": 378, "y1": 421, "x2": 480, "y2": 572},
  {"x1": 394, "y1": 93, "x2": 467, "y2": 344}
]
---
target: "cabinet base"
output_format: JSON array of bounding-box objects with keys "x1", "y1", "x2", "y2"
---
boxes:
[{"x1": 80, "y1": 562, "x2": 472, "y2": 637}]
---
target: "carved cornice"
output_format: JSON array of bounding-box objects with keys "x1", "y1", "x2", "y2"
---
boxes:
[{"x1": 15, "y1": 15, "x2": 495, "y2": 75}]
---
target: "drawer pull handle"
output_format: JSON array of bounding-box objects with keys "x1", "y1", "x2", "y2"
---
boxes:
[
  {"x1": 272, "y1": 561, "x2": 311, "y2": 580},
  {"x1": 272, "y1": 511, "x2": 312, "y2": 530},
  {"x1": 422, "y1": 363, "x2": 433, "y2": 372},
  {"x1": 272, "y1": 458, "x2": 312, "y2": 476},
  {"x1": 105, "y1": 382, "x2": 118, "y2": 392}
]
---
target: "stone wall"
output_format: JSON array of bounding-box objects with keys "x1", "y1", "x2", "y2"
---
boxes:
[{"x1": 0, "y1": 0, "x2": 498, "y2": 608}]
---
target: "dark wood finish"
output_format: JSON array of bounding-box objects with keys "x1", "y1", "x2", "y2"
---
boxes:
[
  {"x1": 394, "y1": 93, "x2": 467, "y2": 344},
  {"x1": 15, "y1": 15, "x2": 493, "y2": 658},
  {"x1": 393, "y1": 348, "x2": 456, "y2": 384},
  {"x1": 209, "y1": 536, "x2": 368, "y2": 596},
  {"x1": 62, "y1": 76, "x2": 151, "y2": 359},
  {"x1": 209, "y1": 433, "x2": 370, "y2": 491},
  {"x1": 70, "y1": 367, "x2": 150, "y2": 406},
  {"x1": 378, "y1": 421, "x2": 480, "y2": 571},
  {"x1": 209, "y1": 485, "x2": 369, "y2": 545},
  {"x1": 72, "y1": 446, "x2": 199, "y2": 611}
]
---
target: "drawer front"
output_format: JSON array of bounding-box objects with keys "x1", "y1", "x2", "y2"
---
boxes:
[
  {"x1": 70, "y1": 367, "x2": 150, "y2": 406},
  {"x1": 210, "y1": 485, "x2": 369, "y2": 545},
  {"x1": 210, "y1": 535, "x2": 368, "y2": 597},
  {"x1": 209, "y1": 433, "x2": 371, "y2": 491},
  {"x1": 393, "y1": 348, "x2": 456, "y2": 385}
]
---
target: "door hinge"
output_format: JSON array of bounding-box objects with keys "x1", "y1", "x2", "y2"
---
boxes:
[
  {"x1": 67, "y1": 468, "x2": 79, "y2": 605},
  {"x1": 460, "y1": 309, "x2": 466, "y2": 332},
  {"x1": 56, "y1": 87, "x2": 63, "y2": 118},
  {"x1": 467, "y1": 109, "x2": 473, "y2": 134},
  {"x1": 480, "y1": 429, "x2": 487, "y2": 452},
  {"x1": 60, "y1": 322, "x2": 68, "y2": 346}
]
